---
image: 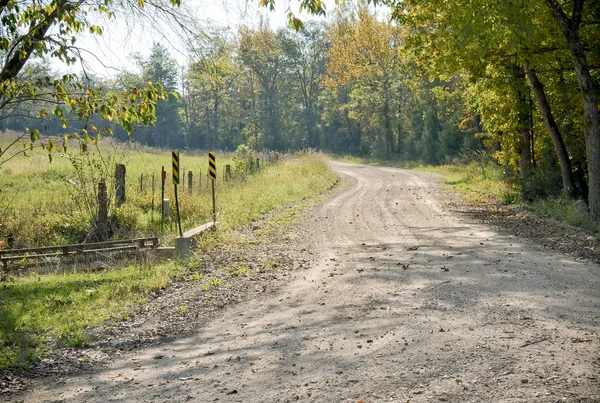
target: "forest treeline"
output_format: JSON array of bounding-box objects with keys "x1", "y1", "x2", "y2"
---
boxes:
[{"x1": 1, "y1": 2, "x2": 599, "y2": 209}]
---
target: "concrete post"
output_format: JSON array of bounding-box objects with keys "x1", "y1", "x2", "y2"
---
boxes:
[
  {"x1": 162, "y1": 198, "x2": 170, "y2": 221},
  {"x1": 175, "y1": 237, "x2": 191, "y2": 259}
]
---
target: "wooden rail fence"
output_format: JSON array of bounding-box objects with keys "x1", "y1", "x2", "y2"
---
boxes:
[{"x1": 0, "y1": 238, "x2": 159, "y2": 272}]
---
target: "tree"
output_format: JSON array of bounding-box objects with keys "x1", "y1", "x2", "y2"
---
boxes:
[
  {"x1": 134, "y1": 42, "x2": 181, "y2": 148},
  {"x1": 279, "y1": 21, "x2": 328, "y2": 148},
  {"x1": 543, "y1": 0, "x2": 600, "y2": 218},
  {"x1": 238, "y1": 23, "x2": 284, "y2": 150},
  {"x1": 264, "y1": 1, "x2": 598, "y2": 211},
  {"x1": 523, "y1": 60, "x2": 574, "y2": 196},
  {"x1": 380, "y1": 0, "x2": 586, "y2": 198},
  {"x1": 0, "y1": 0, "x2": 181, "y2": 166},
  {"x1": 324, "y1": 7, "x2": 407, "y2": 158},
  {"x1": 187, "y1": 28, "x2": 239, "y2": 150}
]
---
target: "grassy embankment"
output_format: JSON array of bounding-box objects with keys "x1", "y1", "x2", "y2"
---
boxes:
[
  {"x1": 0, "y1": 138, "x2": 338, "y2": 374},
  {"x1": 338, "y1": 155, "x2": 600, "y2": 233}
]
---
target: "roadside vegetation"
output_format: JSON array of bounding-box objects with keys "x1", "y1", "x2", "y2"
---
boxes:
[
  {"x1": 430, "y1": 163, "x2": 600, "y2": 235},
  {"x1": 0, "y1": 145, "x2": 338, "y2": 374},
  {"x1": 0, "y1": 133, "x2": 336, "y2": 248}
]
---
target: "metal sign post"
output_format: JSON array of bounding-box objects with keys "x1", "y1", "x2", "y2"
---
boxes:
[
  {"x1": 209, "y1": 152, "x2": 217, "y2": 227},
  {"x1": 172, "y1": 151, "x2": 183, "y2": 237}
]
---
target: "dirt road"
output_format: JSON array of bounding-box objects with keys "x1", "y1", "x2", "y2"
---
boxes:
[{"x1": 11, "y1": 162, "x2": 600, "y2": 402}]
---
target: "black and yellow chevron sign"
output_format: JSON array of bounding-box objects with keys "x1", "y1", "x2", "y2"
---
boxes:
[
  {"x1": 172, "y1": 150, "x2": 180, "y2": 185},
  {"x1": 208, "y1": 152, "x2": 216, "y2": 180}
]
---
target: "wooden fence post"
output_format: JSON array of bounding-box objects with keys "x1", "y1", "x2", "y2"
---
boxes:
[
  {"x1": 96, "y1": 181, "x2": 108, "y2": 241},
  {"x1": 151, "y1": 174, "x2": 155, "y2": 213},
  {"x1": 188, "y1": 171, "x2": 193, "y2": 193},
  {"x1": 225, "y1": 164, "x2": 231, "y2": 181},
  {"x1": 115, "y1": 164, "x2": 126, "y2": 207}
]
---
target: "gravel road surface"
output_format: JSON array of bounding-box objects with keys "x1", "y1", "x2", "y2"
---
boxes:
[{"x1": 9, "y1": 162, "x2": 600, "y2": 402}]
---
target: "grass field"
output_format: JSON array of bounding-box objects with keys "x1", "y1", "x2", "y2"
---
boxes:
[
  {"x1": 0, "y1": 133, "x2": 339, "y2": 374},
  {"x1": 0, "y1": 134, "x2": 288, "y2": 247}
]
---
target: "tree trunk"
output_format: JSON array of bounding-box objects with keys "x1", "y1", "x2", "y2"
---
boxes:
[
  {"x1": 545, "y1": 0, "x2": 600, "y2": 219},
  {"x1": 212, "y1": 96, "x2": 219, "y2": 150},
  {"x1": 519, "y1": 129, "x2": 532, "y2": 178},
  {"x1": 523, "y1": 61, "x2": 575, "y2": 196},
  {"x1": 511, "y1": 66, "x2": 533, "y2": 182},
  {"x1": 267, "y1": 88, "x2": 279, "y2": 150},
  {"x1": 382, "y1": 81, "x2": 393, "y2": 159},
  {"x1": 205, "y1": 104, "x2": 211, "y2": 150},
  {"x1": 306, "y1": 104, "x2": 316, "y2": 148},
  {"x1": 383, "y1": 100, "x2": 393, "y2": 159},
  {"x1": 95, "y1": 181, "x2": 109, "y2": 242},
  {"x1": 396, "y1": 103, "x2": 403, "y2": 154}
]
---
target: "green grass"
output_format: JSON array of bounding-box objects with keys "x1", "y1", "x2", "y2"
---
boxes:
[
  {"x1": 201, "y1": 278, "x2": 222, "y2": 292},
  {"x1": 423, "y1": 163, "x2": 518, "y2": 204},
  {"x1": 533, "y1": 196, "x2": 600, "y2": 233},
  {"x1": 0, "y1": 143, "x2": 339, "y2": 374},
  {"x1": 0, "y1": 135, "x2": 237, "y2": 246},
  {"x1": 0, "y1": 260, "x2": 185, "y2": 372},
  {"x1": 1, "y1": 134, "x2": 338, "y2": 248},
  {"x1": 336, "y1": 154, "x2": 423, "y2": 169},
  {"x1": 229, "y1": 263, "x2": 254, "y2": 277},
  {"x1": 424, "y1": 164, "x2": 599, "y2": 235}
]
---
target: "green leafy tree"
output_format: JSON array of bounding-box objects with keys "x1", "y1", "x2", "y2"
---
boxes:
[
  {"x1": 379, "y1": 0, "x2": 598, "y2": 213},
  {"x1": 0, "y1": 0, "x2": 180, "y2": 167},
  {"x1": 268, "y1": 0, "x2": 599, "y2": 217},
  {"x1": 543, "y1": 0, "x2": 600, "y2": 216},
  {"x1": 187, "y1": 28, "x2": 239, "y2": 150},
  {"x1": 132, "y1": 42, "x2": 181, "y2": 148},
  {"x1": 279, "y1": 21, "x2": 328, "y2": 148},
  {"x1": 238, "y1": 22, "x2": 284, "y2": 150},
  {"x1": 324, "y1": 7, "x2": 407, "y2": 158}
]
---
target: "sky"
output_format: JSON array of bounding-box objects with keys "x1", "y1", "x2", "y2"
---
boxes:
[{"x1": 67, "y1": 0, "x2": 334, "y2": 79}]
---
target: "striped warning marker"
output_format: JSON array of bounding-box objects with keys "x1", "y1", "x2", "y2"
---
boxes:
[
  {"x1": 172, "y1": 150, "x2": 180, "y2": 185},
  {"x1": 208, "y1": 152, "x2": 216, "y2": 180}
]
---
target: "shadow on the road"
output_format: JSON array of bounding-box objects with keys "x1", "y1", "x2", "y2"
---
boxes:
[{"x1": 29, "y1": 221, "x2": 600, "y2": 402}]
